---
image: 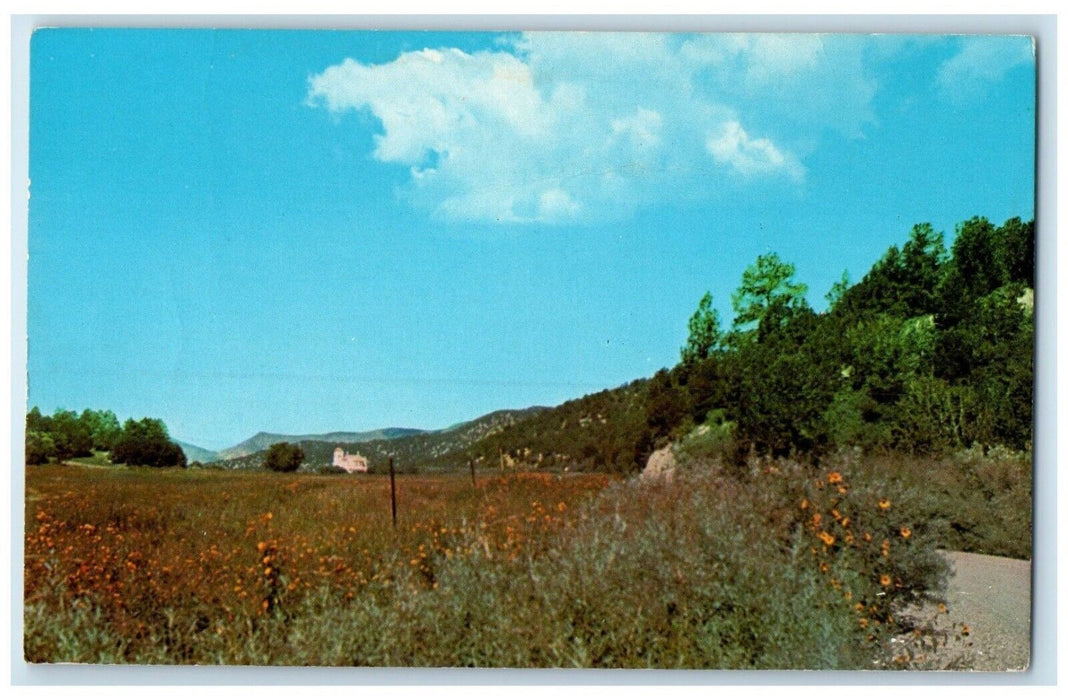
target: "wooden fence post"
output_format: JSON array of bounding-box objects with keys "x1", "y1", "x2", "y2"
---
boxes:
[
  {"x1": 469, "y1": 458, "x2": 476, "y2": 487},
  {"x1": 389, "y1": 457, "x2": 397, "y2": 527}
]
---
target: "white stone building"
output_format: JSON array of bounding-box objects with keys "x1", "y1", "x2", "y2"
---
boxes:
[{"x1": 333, "y1": 446, "x2": 369, "y2": 473}]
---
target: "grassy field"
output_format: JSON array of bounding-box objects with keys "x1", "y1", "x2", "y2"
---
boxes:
[{"x1": 23, "y1": 449, "x2": 1029, "y2": 668}]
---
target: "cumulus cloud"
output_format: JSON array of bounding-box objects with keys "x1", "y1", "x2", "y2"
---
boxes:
[
  {"x1": 706, "y1": 121, "x2": 805, "y2": 181},
  {"x1": 937, "y1": 36, "x2": 1034, "y2": 103},
  {"x1": 306, "y1": 33, "x2": 880, "y2": 224}
]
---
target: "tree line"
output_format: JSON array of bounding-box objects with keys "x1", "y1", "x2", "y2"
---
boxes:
[
  {"x1": 474, "y1": 216, "x2": 1033, "y2": 472},
  {"x1": 26, "y1": 407, "x2": 186, "y2": 468}
]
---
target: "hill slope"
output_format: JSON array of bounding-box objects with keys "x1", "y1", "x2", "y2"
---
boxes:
[
  {"x1": 210, "y1": 407, "x2": 547, "y2": 472},
  {"x1": 216, "y1": 428, "x2": 425, "y2": 460},
  {"x1": 174, "y1": 440, "x2": 220, "y2": 464}
]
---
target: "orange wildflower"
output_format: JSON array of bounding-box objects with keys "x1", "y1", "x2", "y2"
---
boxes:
[
  {"x1": 900, "y1": 526, "x2": 912, "y2": 539},
  {"x1": 880, "y1": 573, "x2": 892, "y2": 587},
  {"x1": 827, "y1": 472, "x2": 843, "y2": 484},
  {"x1": 878, "y1": 498, "x2": 891, "y2": 510},
  {"x1": 818, "y1": 531, "x2": 836, "y2": 546}
]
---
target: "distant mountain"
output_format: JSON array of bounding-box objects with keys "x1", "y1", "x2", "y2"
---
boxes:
[
  {"x1": 174, "y1": 440, "x2": 220, "y2": 464},
  {"x1": 210, "y1": 407, "x2": 548, "y2": 472},
  {"x1": 216, "y1": 428, "x2": 426, "y2": 460}
]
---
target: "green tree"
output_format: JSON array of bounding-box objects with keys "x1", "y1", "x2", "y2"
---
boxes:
[
  {"x1": 725, "y1": 304, "x2": 834, "y2": 456},
  {"x1": 680, "y1": 292, "x2": 722, "y2": 365},
  {"x1": 643, "y1": 368, "x2": 692, "y2": 445},
  {"x1": 111, "y1": 417, "x2": 187, "y2": 467},
  {"x1": 730, "y1": 253, "x2": 808, "y2": 336},
  {"x1": 25, "y1": 430, "x2": 56, "y2": 465},
  {"x1": 825, "y1": 270, "x2": 851, "y2": 310},
  {"x1": 49, "y1": 409, "x2": 94, "y2": 461},
  {"x1": 26, "y1": 406, "x2": 52, "y2": 434},
  {"x1": 25, "y1": 407, "x2": 58, "y2": 464},
  {"x1": 80, "y1": 408, "x2": 122, "y2": 451},
  {"x1": 835, "y1": 224, "x2": 947, "y2": 320},
  {"x1": 998, "y1": 217, "x2": 1035, "y2": 287},
  {"x1": 264, "y1": 442, "x2": 305, "y2": 472},
  {"x1": 936, "y1": 217, "x2": 1005, "y2": 327}
]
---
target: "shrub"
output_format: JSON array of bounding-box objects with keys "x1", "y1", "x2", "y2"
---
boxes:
[
  {"x1": 675, "y1": 409, "x2": 736, "y2": 468},
  {"x1": 263, "y1": 443, "x2": 304, "y2": 472},
  {"x1": 25, "y1": 430, "x2": 56, "y2": 465},
  {"x1": 110, "y1": 418, "x2": 186, "y2": 467}
]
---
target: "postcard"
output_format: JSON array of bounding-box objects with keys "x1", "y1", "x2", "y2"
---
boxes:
[{"x1": 22, "y1": 27, "x2": 1035, "y2": 671}]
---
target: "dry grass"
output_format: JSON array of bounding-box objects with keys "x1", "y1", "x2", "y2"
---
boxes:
[
  {"x1": 25, "y1": 466, "x2": 609, "y2": 664},
  {"x1": 23, "y1": 453, "x2": 1002, "y2": 668}
]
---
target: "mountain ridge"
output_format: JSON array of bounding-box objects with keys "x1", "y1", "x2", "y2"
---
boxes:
[
  {"x1": 208, "y1": 406, "x2": 549, "y2": 471},
  {"x1": 214, "y1": 427, "x2": 427, "y2": 460}
]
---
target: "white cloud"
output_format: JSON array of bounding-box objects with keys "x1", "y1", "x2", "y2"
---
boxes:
[
  {"x1": 706, "y1": 121, "x2": 805, "y2": 182},
  {"x1": 306, "y1": 33, "x2": 880, "y2": 225},
  {"x1": 680, "y1": 34, "x2": 877, "y2": 141},
  {"x1": 937, "y1": 36, "x2": 1034, "y2": 103}
]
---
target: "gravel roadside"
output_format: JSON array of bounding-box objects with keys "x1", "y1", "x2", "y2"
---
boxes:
[{"x1": 890, "y1": 550, "x2": 1032, "y2": 671}]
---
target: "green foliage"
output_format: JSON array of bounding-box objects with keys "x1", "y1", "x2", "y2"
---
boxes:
[
  {"x1": 825, "y1": 270, "x2": 851, "y2": 310},
  {"x1": 110, "y1": 417, "x2": 187, "y2": 468},
  {"x1": 469, "y1": 382, "x2": 651, "y2": 474},
  {"x1": 81, "y1": 409, "x2": 122, "y2": 451},
  {"x1": 25, "y1": 430, "x2": 56, "y2": 465},
  {"x1": 835, "y1": 224, "x2": 947, "y2": 320},
  {"x1": 24, "y1": 406, "x2": 96, "y2": 463},
  {"x1": 263, "y1": 442, "x2": 305, "y2": 472},
  {"x1": 821, "y1": 389, "x2": 891, "y2": 451},
  {"x1": 725, "y1": 304, "x2": 836, "y2": 456},
  {"x1": 730, "y1": 252, "x2": 808, "y2": 335},
  {"x1": 442, "y1": 216, "x2": 1031, "y2": 474},
  {"x1": 644, "y1": 368, "x2": 693, "y2": 445},
  {"x1": 26, "y1": 406, "x2": 51, "y2": 434},
  {"x1": 998, "y1": 217, "x2": 1035, "y2": 287},
  {"x1": 841, "y1": 449, "x2": 1032, "y2": 560},
  {"x1": 681, "y1": 292, "x2": 722, "y2": 365},
  {"x1": 48, "y1": 409, "x2": 94, "y2": 461},
  {"x1": 675, "y1": 409, "x2": 736, "y2": 467}
]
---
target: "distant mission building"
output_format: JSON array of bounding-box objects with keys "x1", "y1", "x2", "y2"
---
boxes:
[{"x1": 333, "y1": 447, "x2": 369, "y2": 473}]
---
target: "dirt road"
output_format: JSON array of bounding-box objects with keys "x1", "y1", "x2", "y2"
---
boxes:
[{"x1": 895, "y1": 550, "x2": 1032, "y2": 671}]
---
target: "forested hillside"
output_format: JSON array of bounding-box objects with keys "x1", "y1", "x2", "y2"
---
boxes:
[{"x1": 472, "y1": 216, "x2": 1033, "y2": 473}]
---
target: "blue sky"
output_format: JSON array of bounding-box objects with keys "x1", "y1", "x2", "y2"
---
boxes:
[{"x1": 27, "y1": 29, "x2": 1035, "y2": 450}]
